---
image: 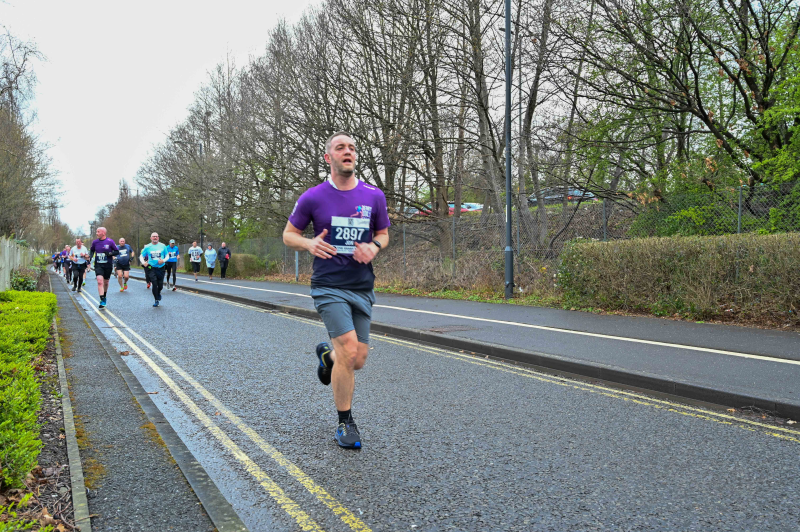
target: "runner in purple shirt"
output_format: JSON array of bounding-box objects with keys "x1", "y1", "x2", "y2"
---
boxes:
[
  {"x1": 89, "y1": 227, "x2": 119, "y2": 309},
  {"x1": 284, "y1": 131, "x2": 390, "y2": 449}
]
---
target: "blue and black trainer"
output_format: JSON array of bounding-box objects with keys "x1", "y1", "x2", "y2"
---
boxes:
[
  {"x1": 316, "y1": 342, "x2": 333, "y2": 386},
  {"x1": 334, "y1": 420, "x2": 361, "y2": 449},
  {"x1": 99, "y1": 297, "x2": 106, "y2": 309},
  {"x1": 153, "y1": 300, "x2": 159, "y2": 307}
]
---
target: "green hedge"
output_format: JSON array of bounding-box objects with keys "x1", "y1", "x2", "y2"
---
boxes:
[
  {"x1": 183, "y1": 253, "x2": 265, "y2": 278},
  {"x1": 558, "y1": 233, "x2": 800, "y2": 318},
  {"x1": 0, "y1": 291, "x2": 57, "y2": 490}
]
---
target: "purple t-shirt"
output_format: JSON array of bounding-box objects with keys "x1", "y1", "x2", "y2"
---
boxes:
[
  {"x1": 90, "y1": 238, "x2": 119, "y2": 265},
  {"x1": 289, "y1": 179, "x2": 391, "y2": 290}
]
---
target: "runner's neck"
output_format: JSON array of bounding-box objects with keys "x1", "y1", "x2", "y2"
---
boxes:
[{"x1": 328, "y1": 175, "x2": 359, "y2": 191}]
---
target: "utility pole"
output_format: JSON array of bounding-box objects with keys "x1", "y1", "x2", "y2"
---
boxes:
[
  {"x1": 200, "y1": 215, "x2": 204, "y2": 248},
  {"x1": 504, "y1": 0, "x2": 514, "y2": 299}
]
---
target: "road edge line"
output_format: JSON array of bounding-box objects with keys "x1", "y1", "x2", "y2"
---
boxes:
[
  {"x1": 143, "y1": 275, "x2": 800, "y2": 421},
  {"x1": 54, "y1": 273, "x2": 249, "y2": 532}
]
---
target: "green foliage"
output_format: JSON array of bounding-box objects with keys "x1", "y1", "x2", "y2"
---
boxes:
[
  {"x1": 0, "y1": 493, "x2": 53, "y2": 531},
  {"x1": 32, "y1": 256, "x2": 49, "y2": 269},
  {"x1": 763, "y1": 182, "x2": 800, "y2": 233},
  {"x1": 9, "y1": 268, "x2": 38, "y2": 292},
  {"x1": 752, "y1": 26, "x2": 800, "y2": 184},
  {"x1": 0, "y1": 292, "x2": 57, "y2": 490},
  {"x1": 558, "y1": 233, "x2": 800, "y2": 319},
  {"x1": 628, "y1": 185, "x2": 800, "y2": 237}
]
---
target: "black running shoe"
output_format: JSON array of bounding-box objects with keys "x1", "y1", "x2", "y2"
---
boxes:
[
  {"x1": 334, "y1": 420, "x2": 361, "y2": 449},
  {"x1": 315, "y1": 342, "x2": 333, "y2": 385}
]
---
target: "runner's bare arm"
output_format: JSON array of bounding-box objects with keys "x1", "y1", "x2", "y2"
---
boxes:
[{"x1": 283, "y1": 221, "x2": 338, "y2": 259}]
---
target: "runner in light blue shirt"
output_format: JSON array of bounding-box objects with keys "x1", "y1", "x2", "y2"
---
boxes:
[
  {"x1": 204, "y1": 244, "x2": 217, "y2": 280},
  {"x1": 165, "y1": 239, "x2": 180, "y2": 291},
  {"x1": 139, "y1": 232, "x2": 169, "y2": 307}
]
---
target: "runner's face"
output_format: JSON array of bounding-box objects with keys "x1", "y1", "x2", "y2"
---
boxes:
[
  {"x1": 151, "y1": 234, "x2": 159, "y2": 244},
  {"x1": 97, "y1": 228, "x2": 106, "y2": 239},
  {"x1": 325, "y1": 135, "x2": 356, "y2": 177}
]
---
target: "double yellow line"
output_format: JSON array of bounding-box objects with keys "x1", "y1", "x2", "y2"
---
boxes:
[{"x1": 78, "y1": 291, "x2": 371, "y2": 532}]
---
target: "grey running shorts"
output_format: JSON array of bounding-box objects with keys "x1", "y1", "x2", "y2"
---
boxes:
[{"x1": 311, "y1": 287, "x2": 376, "y2": 344}]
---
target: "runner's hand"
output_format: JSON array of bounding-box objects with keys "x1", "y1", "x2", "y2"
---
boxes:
[
  {"x1": 353, "y1": 241, "x2": 378, "y2": 264},
  {"x1": 307, "y1": 229, "x2": 337, "y2": 259}
]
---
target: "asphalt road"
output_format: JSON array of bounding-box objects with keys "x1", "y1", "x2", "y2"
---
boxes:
[
  {"x1": 138, "y1": 271, "x2": 800, "y2": 413},
  {"x1": 67, "y1": 275, "x2": 800, "y2": 531}
]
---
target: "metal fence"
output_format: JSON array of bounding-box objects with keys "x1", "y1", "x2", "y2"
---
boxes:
[
  {"x1": 0, "y1": 237, "x2": 38, "y2": 291},
  {"x1": 172, "y1": 184, "x2": 798, "y2": 291}
]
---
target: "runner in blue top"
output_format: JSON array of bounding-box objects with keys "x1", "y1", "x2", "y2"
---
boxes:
[
  {"x1": 89, "y1": 227, "x2": 119, "y2": 309},
  {"x1": 165, "y1": 239, "x2": 180, "y2": 291},
  {"x1": 114, "y1": 237, "x2": 134, "y2": 292},
  {"x1": 139, "y1": 232, "x2": 169, "y2": 307},
  {"x1": 284, "y1": 131, "x2": 390, "y2": 449}
]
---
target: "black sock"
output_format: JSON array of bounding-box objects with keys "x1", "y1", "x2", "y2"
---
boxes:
[{"x1": 337, "y1": 409, "x2": 352, "y2": 424}]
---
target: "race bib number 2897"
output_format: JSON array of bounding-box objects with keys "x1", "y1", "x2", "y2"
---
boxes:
[{"x1": 330, "y1": 216, "x2": 370, "y2": 255}]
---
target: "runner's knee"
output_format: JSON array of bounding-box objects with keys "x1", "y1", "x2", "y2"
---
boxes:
[
  {"x1": 332, "y1": 332, "x2": 359, "y2": 369},
  {"x1": 353, "y1": 343, "x2": 369, "y2": 370}
]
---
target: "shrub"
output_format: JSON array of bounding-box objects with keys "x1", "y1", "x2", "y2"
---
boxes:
[
  {"x1": 558, "y1": 233, "x2": 800, "y2": 319},
  {"x1": 184, "y1": 253, "x2": 265, "y2": 278},
  {"x1": 9, "y1": 268, "x2": 38, "y2": 292},
  {"x1": 0, "y1": 291, "x2": 57, "y2": 490},
  {"x1": 223, "y1": 254, "x2": 265, "y2": 278}
]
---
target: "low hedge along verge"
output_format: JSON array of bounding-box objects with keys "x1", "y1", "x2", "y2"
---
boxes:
[
  {"x1": 558, "y1": 232, "x2": 800, "y2": 319},
  {"x1": 0, "y1": 291, "x2": 57, "y2": 489},
  {"x1": 182, "y1": 253, "x2": 265, "y2": 278}
]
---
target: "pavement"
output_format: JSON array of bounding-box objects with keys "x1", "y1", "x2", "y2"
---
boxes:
[
  {"x1": 135, "y1": 269, "x2": 800, "y2": 419},
  {"x1": 51, "y1": 273, "x2": 243, "y2": 531},
  {"x1": 47, "y1": 267, "x2": 800, "y2": 531}
]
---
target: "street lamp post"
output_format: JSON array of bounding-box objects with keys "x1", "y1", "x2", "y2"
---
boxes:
[{"x1": 504, "y1": 0, "x2": 514, "y2": 299}]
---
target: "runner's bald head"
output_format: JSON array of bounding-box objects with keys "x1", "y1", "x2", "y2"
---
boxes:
[{"x1": 325, "y1": 131, "x2": 355, "y2": 155}]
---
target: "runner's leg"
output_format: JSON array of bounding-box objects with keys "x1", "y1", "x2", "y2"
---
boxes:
[
  {"x1": 329, "y1": 331, "x2": 369, "y2": 411},
  {"x1": 153, "y1": 267, "x2": 165, "y2": 301},
  {"x1": 96, "y1": 269, "x2": 104, "y2": 298}
]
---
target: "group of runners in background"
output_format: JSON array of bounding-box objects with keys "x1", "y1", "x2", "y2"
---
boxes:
[{"x1": 51, "y1": 230, "x2": 231, "y2": 308}]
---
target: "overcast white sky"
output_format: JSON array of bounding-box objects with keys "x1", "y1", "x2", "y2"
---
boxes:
[{"x1": 1, "y1": 0, "x2": 317, "y2": 233}]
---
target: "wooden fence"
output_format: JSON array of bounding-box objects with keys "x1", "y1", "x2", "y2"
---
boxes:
[{"x1": 0, "y1": 237, "x2": 38, "y2": 291}]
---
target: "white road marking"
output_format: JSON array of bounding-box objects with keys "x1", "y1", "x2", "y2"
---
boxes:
[{"x1": 169, "y1": 275, "x2": 800, "y2": 366}]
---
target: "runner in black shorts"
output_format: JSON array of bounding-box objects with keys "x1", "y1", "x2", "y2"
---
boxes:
[
  {"x1": 63, "y1": 245, "x2": 73, "y2": 284},
  {"x1": 89, "y1": 227, "x2": 119, "y2": 309},
  {"x1": 283, "y1": 131, "x2": 390, "y2": 449},
  {"x1": 188, "y1": 241, "x2": 203, "y2": 281},
  {"x1": 165, "y1": 239, "x2": 180, "y2": 290},
  {"x1": 115, "y1": 237, "x2": 134, "y2": 291},
  {"x1": 69, "y1": 238, "x2": 89, "y2": 292}
]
